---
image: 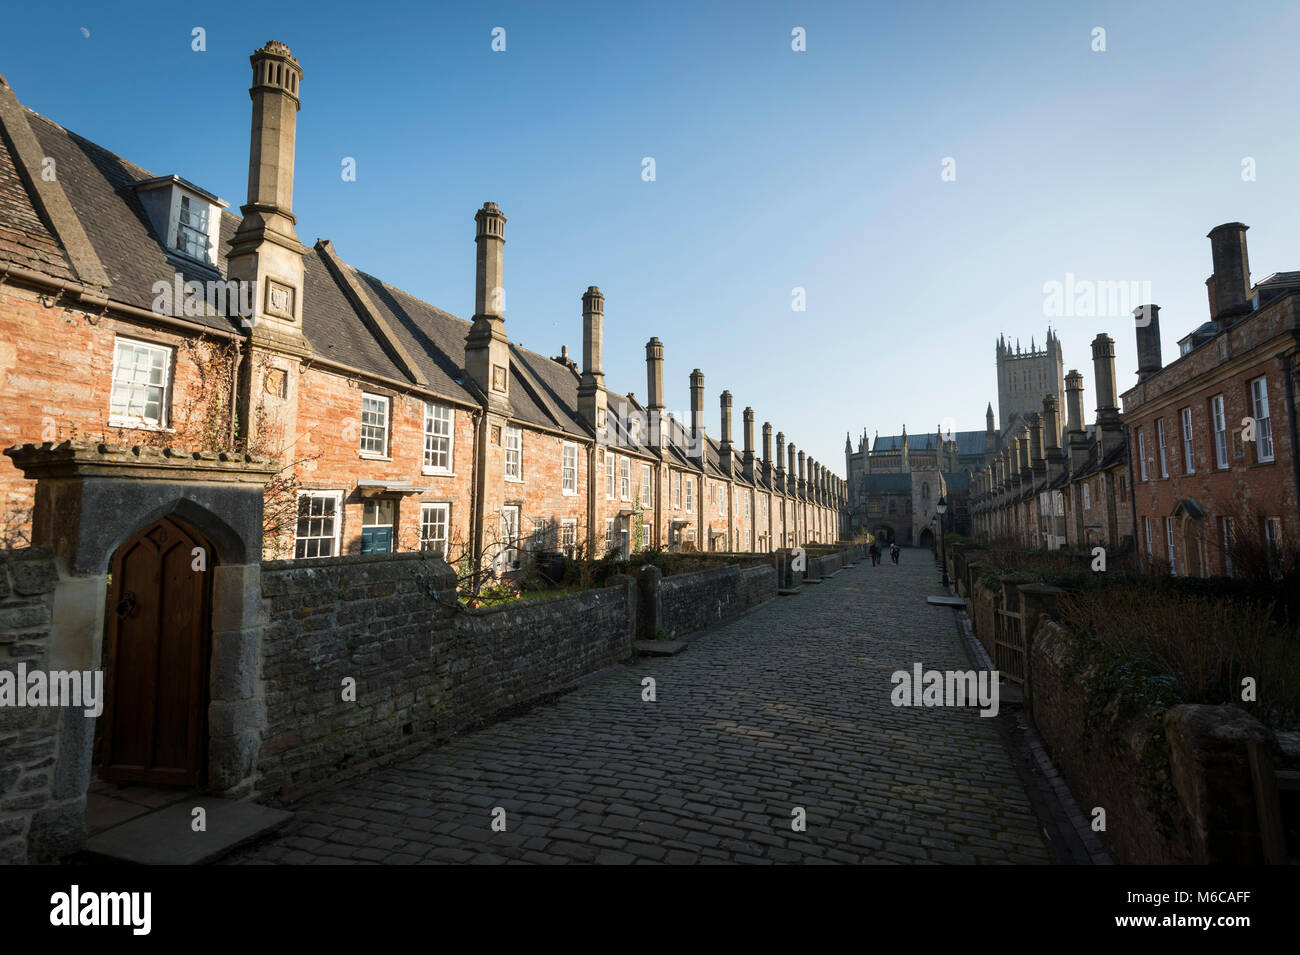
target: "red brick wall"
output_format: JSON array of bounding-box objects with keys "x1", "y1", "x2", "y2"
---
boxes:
[
  {"x1": 1124, "y1": 313, "x2": 1300, "y2": 576},
  {"x1": 0, "y1": 284, "x2": 213, "y2": 541}
]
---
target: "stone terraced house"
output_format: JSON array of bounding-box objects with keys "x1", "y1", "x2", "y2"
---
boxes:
[{"x1": 0, "y1": 41, "x2": 847, "y2": 572}]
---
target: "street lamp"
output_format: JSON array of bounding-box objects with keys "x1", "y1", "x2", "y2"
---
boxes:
[{"x1": 936, "y1": 495, "x2": 950, "y2": 589}]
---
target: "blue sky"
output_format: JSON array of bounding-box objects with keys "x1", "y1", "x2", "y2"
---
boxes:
[{"x1": 4, "y1": 0, "x2": 1299, "y2": 472}]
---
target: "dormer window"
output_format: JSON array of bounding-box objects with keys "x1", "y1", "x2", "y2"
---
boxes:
[
  {"x1": 175, "y1": 195, "x2": 210, "y2": 260},
  {"x1": 133, "y1": 175, "x2": 227, "y2": 270}
]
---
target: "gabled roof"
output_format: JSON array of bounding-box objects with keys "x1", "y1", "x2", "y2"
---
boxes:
[{"x1": 0, "y1": 99, "x2": 624, "y2": 436}]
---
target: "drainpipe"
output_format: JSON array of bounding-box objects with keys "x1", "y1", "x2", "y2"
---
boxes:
[
  {"x1": 1124, "y1": 422, "x2": 1140, "y2": 566},
  {"x1": 470, "y1": 408, "x2": 486, "y2": 574},
  {"x1": 229, "y1": 348, "x2": 243, "y2": 447},
  {"x1": 1276, "y1": 348, "x2": 1300, "y2": 534}
]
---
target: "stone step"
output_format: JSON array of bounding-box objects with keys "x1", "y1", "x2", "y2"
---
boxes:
[
  {"x1": 84, "y1": 799, "x2": 293, "y2": 865},
  {"x1": 634, "y1": 639, "x2": 689, "y2": 656}
]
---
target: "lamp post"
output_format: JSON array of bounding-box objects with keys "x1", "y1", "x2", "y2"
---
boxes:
[{"x1": 936, "y1": 495, "x2": 950, "y2": 589}]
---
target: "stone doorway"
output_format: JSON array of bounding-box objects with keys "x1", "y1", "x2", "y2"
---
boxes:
[{"x1": 99, "y1": 516, "x2": 214, "y2": 787}]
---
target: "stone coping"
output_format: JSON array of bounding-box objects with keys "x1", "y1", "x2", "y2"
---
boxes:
[{"x1": 5, "y1": 440, "x2": 281, "y2": 482}]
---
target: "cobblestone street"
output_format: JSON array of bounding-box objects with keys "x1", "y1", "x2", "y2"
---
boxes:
[{"x1": 227, "y1": 549, "x2": 1051, "y2": 865}]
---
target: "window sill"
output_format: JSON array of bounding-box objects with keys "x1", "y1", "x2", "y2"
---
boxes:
[
  {"x1": 421, "y1": 467, "x2": 456, "y2": 477},
  {"x1": 504, "y1": 476, "x2": 524, "y2": 484},
  {"x1": 562, "y1": 490, "x2": 578, "y2": 497},
  {"x1": 1249, "y1": 458, "x2": 1276, "y2": 468},
  {"x1": 359, "y1": 452, "x2": 392, "y2": 462},
  {"x1": 107, "y1": 418, "x2": 175, "y2": 433}
]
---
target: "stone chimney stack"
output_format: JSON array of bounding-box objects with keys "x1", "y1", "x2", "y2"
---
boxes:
[
  {"x1": 1207, "y1": 222, "x2": 1252, "y2": 326},
  {"x1": 1029, "y1": 413, "x2": 1046, "y2": 478},
  {"x1": 1205, "y1": 276, "x2": 1218, "y2": 323},
  {"x1": 1091, "y1": 333, "x2": 1123, "y2": 455},
  {"x1": 1043, "y1": 395, "x2": 1066, "y2": 476},
  {"x1": 1017, "y1": 426, "x2": 1032, "y2": 482},
  {"x1": 645, "y1": 337, "x2": 664, "y2": 447},
  {"x1": 761, "y1": 421, "x2": 772, "y2": 481},
  {"x1": 689, "y1": 368, "x2": 705, "y2": 460},
  {"x1": 464, "y1": 202, "x2": 510, "y2": 412},
  {"x1": 797, "y1": 450, "x2": 806, "y2": 498},
  {"x1": 227, "y1": 41, "x2": 306, "y2": 335},
  {"x1": 1065, "y1": 369, "x2": 1090, "y2": 472},
  {"x1": 578, "y1": 286, "x2": 606, "y2": 435},
  {"x1": 742, "y1": 407, "x2": 756, "y2": 480},
  {"x1": 787, "y1": 443, "x2": 797, "y2": 495},
  {"x1": 776, "y1": 431, "x2": 787, "y2": 489},
  {"x1": 1135, "y1": 304, "x2": 1162, "y2": 382},
  {"x1": 645, "y1": 337, "x2": 665, "y2": 411},
  {"x1": 719, "y1": 390, "x2": 734, "y2": 474}
]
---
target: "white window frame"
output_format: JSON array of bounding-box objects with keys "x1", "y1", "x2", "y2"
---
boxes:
[
  {"x1": 423, "y1": 402, "x2": 454, "y2": 474},
  {"x1": 1156, "y1": 418, "x2": 1168, "y2": 478},
  {"x1": 744, "y1": 491, "x2": 751, "y2": 517},
  {"x1": 500, "y1": 506, "x2": 520, "y2": 570},
  {"x1": 604, "y1": 517, "x2": 616, "y2": 553},
  {"x1": 685, "y1": 476, "x2": 694, "y2": 513},
  {"x1": 419, "y1": 502, "x2": 450, "y2": 556},
  {"x1": 1144, "y1": 516, "x2": 1153, "y2": 560},
  {"x1": 1212, "y1": 395, "x2": 1228, "y2": 469},
  {"x1": 562, "y1": 442, "x2": 578, "y2": 495},
  {"x1": 295, "y1": 490, "x2": 343, "y2": 559},
  {"x1": 1264, "y1": 517, "x2": 1283, "y2": 578},
  {"x1": 504, "y1": 425, "x2": 523, "y2": 481},
  {"x1": 360, "y1": 393, "x2": 390, "y2": 457},
  {"x1": 619, "y1": 456, "x2": 631, "y2": 501},
  {"x1": 1251, "y1": 377, "x2": 1274, "y2": 462},
  {"x1": 640, "y1": 465, "x2": 652, "y2": 508},
  {"x1": 1165, "y1": 517, "x2": 1177, "y2": 575},
  {"x1": 672, "y1": 472, "x2": 681, "y2": 509},
  {"x1": 109, "y1": 337, "x2": 174, "y2": 429},
  {"x1": 560, "y1": 518, "x2": 578, "y2": 558},
  {"x1": 1082, "y1": 483, "x2": 1091, "y2": 510},
  {"x1": 1221, "y1": 516, "x2": 1235, "y2": 578},
  {"x1": 640, "y1": 522, "x2": 651, "y2": 550},
  {"x1": 606, "y1": 452, "x2": 616, "y2": 499},
  {"x1": 1180, "y1": 407, "x2": 1194, "y2": 475},
  {"x1": 1137, "y1": 427, "x2": 1148, "y2": 481},
  {"x1": 173, "y1": 193, "x2": 213, "y2": 263}
]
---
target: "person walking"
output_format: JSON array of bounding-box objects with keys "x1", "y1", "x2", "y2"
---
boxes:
[
  {"x1": 869, "y1": 542, "x2": 880, "y2": 566},
  {"x1": 890, "y1": 543, "x2": 899, "y2": 564}
]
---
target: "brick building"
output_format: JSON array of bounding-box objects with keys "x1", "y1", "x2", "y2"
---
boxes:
[
  {"x1": 973, "y1": 221, "x2": 1300, "y2": 578},
  {"x1": 1121, "y1": 223, "x2": 1300, "y2": 576},
  {"x1": 0, "y1": 42, "x2": 845, "y2": 573}
]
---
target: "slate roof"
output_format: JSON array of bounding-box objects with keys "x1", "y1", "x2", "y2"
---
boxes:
[
  {"x1": 0, "y1": 100, "x2": 620, "y2": 433},
  {"x1": 864, "y1": 473, "x2": 911, "y2": 492},
  {"x1": 954, "y1": 430, "x2": 987, "y2": 456},
  {"x1": 873, "y1": 433, "x2": 941, "y2": 452},
  {"x1": 1, "y1": 95, "x2": 843, "y2": 469}
]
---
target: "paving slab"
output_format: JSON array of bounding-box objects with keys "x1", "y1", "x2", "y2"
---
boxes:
[{"x1": 87, "y1": 800, "x2": 294, "y2": 865}]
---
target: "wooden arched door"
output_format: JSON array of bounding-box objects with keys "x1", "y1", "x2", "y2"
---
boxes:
[{"x1": 100, "y1": 517, "x2": 212, "y2": 786}]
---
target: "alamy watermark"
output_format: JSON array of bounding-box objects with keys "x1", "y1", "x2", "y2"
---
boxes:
[
  {"x1": 1043, "y1": 273, "x2": 1153, "y2": 319},
  {"x1": 890, "y1": 663, "x2": 999, "y2": 717},
  {"x1": 0, "y1": 665, "x2": 103, "y2": 717}
]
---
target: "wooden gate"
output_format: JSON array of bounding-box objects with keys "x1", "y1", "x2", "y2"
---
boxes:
[
  {"x1": 100, "y1": 517, "x2": 212, "y2": 786},
  {"x1": 993, "y1": 606, "x2": 1025, "y2": 685}
]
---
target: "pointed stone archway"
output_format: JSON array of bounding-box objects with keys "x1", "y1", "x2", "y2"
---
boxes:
[
  {"x1": 4, "y1": 441, "x2": 278, "y2": 860},
  {"x1": 1173, "y1": 498, "x2": 1208, "y2": 579}
]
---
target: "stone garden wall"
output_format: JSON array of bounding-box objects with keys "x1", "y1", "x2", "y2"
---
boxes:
[
  {"x1": 256, "y1": 553, "x2": 635, "y2": 803},
  {"x1": 0, "y1": 548, "x2": 81, "y2": 864},
  {"x1": 656, "y1": 563, "x2": 776, "y2": 641}
]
